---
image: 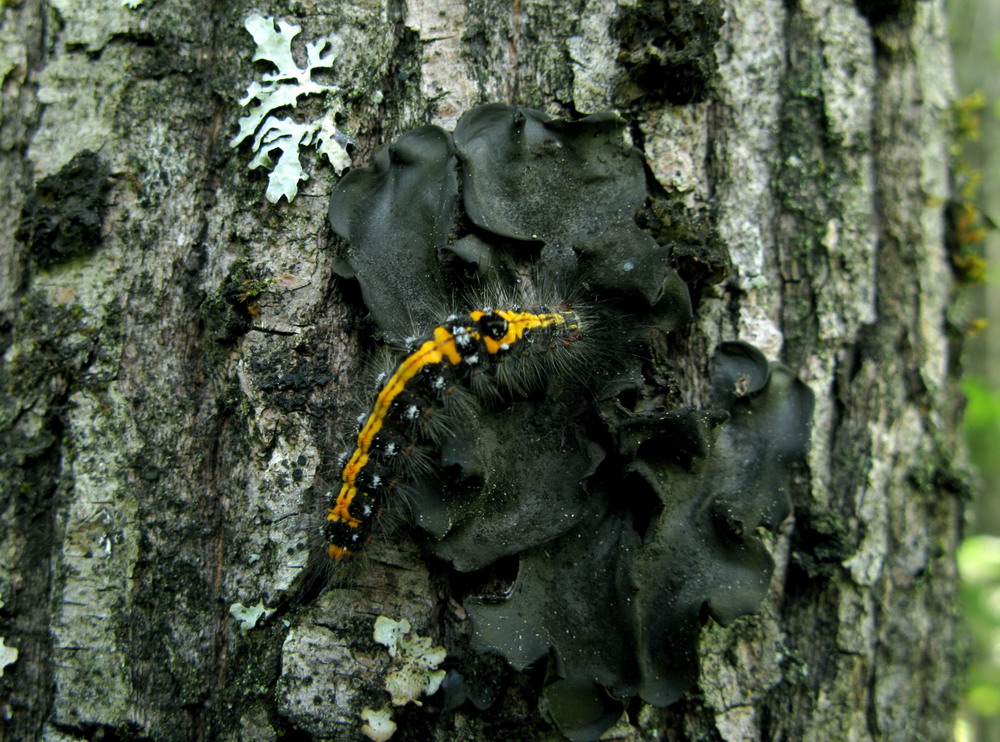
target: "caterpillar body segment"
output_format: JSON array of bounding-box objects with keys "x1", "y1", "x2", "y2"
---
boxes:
[{"x1": 326, "y1": 306, "x2": 581, "y2": 560}]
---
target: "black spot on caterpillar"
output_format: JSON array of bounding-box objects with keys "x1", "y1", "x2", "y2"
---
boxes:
[{"x1": 325, "y1": 305, "x2": 581, "y2": 560}]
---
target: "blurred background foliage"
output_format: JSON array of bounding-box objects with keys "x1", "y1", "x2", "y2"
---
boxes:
[{"x1": 951, "y1": 1, "x2": 1000, "y2": 740}]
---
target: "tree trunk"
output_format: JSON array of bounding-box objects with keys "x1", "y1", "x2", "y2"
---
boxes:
[{"x1": 0, "y1": 1, "x2": 963, "y2": 741}]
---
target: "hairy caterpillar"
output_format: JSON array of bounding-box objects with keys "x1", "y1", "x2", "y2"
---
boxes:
[{"x1": 325, "y1": 305, "x2": 582, "y2": 560}]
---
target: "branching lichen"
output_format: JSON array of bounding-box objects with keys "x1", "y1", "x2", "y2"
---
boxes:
[
  {"x1": 373, "y1": 616, "x2": 446, "y2": 706},
  {"x1": 231, "y1": 15, "x2": 352, "y2": 203},
  {"x1": 229, "y1": 601, "x2": 275, "y2": 631},
  {"x1": 352, "y1": 617, "x2": 447, "y2": 741},
  {"x1": 0, "y1": 636, "x2": 17, "y2": 677}
]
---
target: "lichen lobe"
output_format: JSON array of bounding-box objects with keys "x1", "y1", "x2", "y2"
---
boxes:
[
  {"x1": 328, "y1": 125, "x2": 457, "y2": 339},
  {"x1": 325, "y1": 107, "x2": 814, "y2": 742},
  {"x1": 452, "y1": 104, "x2": 679, "y2": 306},
  {"x1": 465, "y1": 342, "x2": 814, "y2": 738}
]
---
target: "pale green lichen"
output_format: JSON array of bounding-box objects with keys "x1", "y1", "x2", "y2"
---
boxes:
[
  {"x1": 231, "y1": 14, "x2": 352, "y2": 203},
  {"x1": 360, "y1": 707, "x2": 397, "y2": 742},
  {"x1": 0, "y1": 637, "x2": 17, "y2": 677},
  {"x1": 0, "y1": 595, "x2": 10, "y2": 678},
  {"x1": 121, "y1": 0, "x2": 143, "y2": 8},
  {"x1": 373, "y1": 616, "x2": 446, "y2": 707},
  {"x1": 229, "y1": 601, "x2": 276, "y2": 630}
]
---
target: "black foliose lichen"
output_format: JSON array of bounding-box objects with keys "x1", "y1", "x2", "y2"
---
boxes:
[
  {"x1": 328, "y1": 125, "x2": 458, "y2": 339},
  {"x1": 15, "y1": 150, "x2": 112, "y2": 267},
  {"x1": 326, "y1": 105, "x2": 813, "y2": 742},
  {"x1": 467, "y1": 343, "x2": 813, "y2": 739}
]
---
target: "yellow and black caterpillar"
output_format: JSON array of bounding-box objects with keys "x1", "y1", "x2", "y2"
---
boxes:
[{"x1": 325, "y1": 305, "x2": 581, "y2": 560}]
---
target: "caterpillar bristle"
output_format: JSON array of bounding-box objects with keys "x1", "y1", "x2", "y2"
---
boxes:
[{"x1": 322, "y1": 286, "x2": 594, "y2": 562}]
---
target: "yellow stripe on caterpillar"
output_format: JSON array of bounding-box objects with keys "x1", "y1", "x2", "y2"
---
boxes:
[{"x1": 325, "y1": 306, "x2": 581, "y2": 561}]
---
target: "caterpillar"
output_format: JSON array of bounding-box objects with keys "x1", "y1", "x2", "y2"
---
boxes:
[{"x1": 325, "y1": 305, "x2": 582, "y2": 560}]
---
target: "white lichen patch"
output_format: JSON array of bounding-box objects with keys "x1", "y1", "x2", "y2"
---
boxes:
[
  {"x1": 278, "y1": 621, "x2": 359, "y2": 735},
  {"x1": 360, "y1": 707, "x2": 397, "y2": 742},
  {"x1": 51, "y1": 384, "x2": 139, "y2": 730},
  {"x1": 373, "y1": 616, "x2": 446, "y2": 707},
  {"x1": 566, "y1": 0, "x2": 619, "y2": 113},
  {"x1": 0, "y1": 19, "x2": 26, "y2": 89},
  {"x1": 645, "y1": 103, "x2": 711, "y2": 203},
  {"x1": 229, "y1": 601, "x2": 276, "y2": 631},
  {"x1": 30, "y1": 49, "x2": 124, "y2": 176},
  {"x1": 0, "y1": 637, "x2": 17, "y2": 676},
  {"x1": 403, "y1": 0, "x2": 474, "y2": 128},
  {"x1": 231, "y1": 14, "x2": 352, "y2": 203},
  {"x1": 228, "y1": 330, "x2": 322, "y2": 603},
  {"x1": 49, "y1": 0, "x2": 141, "y2": 52}
]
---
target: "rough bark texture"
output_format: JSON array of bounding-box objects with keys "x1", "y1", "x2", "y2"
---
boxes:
[{"x1": 0, "y1": 1, "x2": 963, "y2": 741}]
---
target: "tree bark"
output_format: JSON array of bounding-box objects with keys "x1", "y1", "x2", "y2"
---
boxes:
[{"x1": 0, "y1": 1, "x2": 963, "y2": 741}]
